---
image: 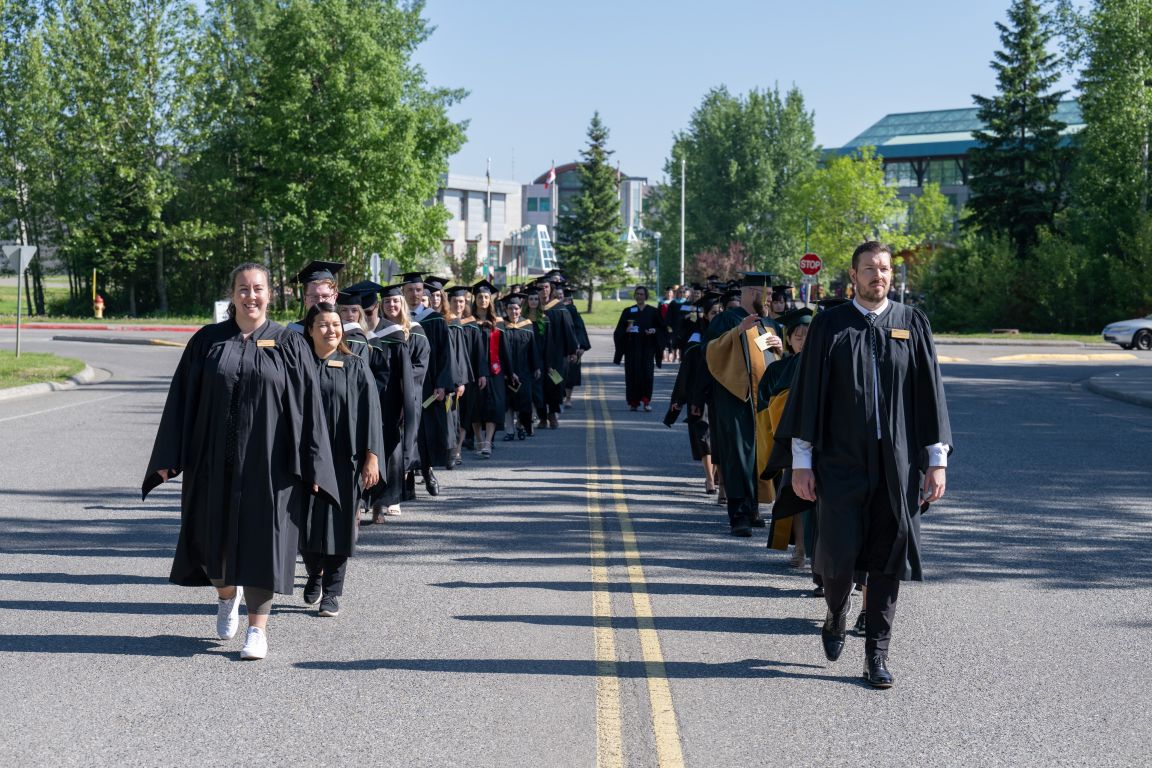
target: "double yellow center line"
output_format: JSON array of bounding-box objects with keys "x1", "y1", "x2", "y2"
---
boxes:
[{"x1": 585, "y1": 371, "x2": 684, "y2": 768}]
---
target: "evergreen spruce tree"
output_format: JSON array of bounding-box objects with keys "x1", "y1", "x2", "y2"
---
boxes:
[
  {"x1": 968, "y1": 0, "x2": 1070, "y2": 258},
  {"x1": 555, "y1": 112, "x2": 627, "y2": 312}
]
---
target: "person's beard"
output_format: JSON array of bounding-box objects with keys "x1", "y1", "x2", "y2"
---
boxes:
[{"x1": 752, "y1": 299, "x2": 764, "y2": 316}]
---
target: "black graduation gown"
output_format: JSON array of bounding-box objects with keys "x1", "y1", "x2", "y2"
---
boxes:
[
  {"x1": 772, "y1": 302, "x2": 953, "y2": 582},
  {"x1": 503, "y1": 319, "x2": 540, "y2": 416},
  {"x1": 366, "y1": 323, "x2": 419, "y2": 506},
  {"x1": 475, "y1": 321, "x2": 508, "y2": 424},
  {"x1": 142, "y1": 319, "x2": 340, "y2": 594},
  {"x1": 413, "y1": 309, "x2": 454, "y2": 467},
  {"x1": 448, "y1": 317, "x2": 486, "y2": 431},
  {"x1": 565, "y1": 302, "x2": 591, "y2": 388},
  {"x1": 613, "y1": 303, "x2": 664, "y2": 404},
  {"x1": 301, "y1": 351, "x2": 383, "y2": 556},
  {"x1": 669, "y1": 329, "x2": 710, "y2": 460},
  {"x1": 540, "y1": 299, "x2": 578, "y2": 411}
]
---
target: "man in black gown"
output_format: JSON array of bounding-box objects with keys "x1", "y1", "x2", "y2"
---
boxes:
[
  {"x1": 775, "y1": 241, "x2": 952, "y2": 689},
  {"x1": 402, "y1": 272, "x2": 453, "y2": 496}
]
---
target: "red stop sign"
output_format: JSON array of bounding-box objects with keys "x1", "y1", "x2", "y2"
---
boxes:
[{"x1": 799, "y1": 253, "x2": 822, "y2": 276}]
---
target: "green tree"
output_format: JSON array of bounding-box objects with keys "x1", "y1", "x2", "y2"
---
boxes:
[
  {"x1": 1072, "y1": 0, "x2": 1152, "y2": 260},
  {"x1": 968, "y1": 0, "x2": 1070, "y2": 258},
  {"x1": 920, "y1": 233, "x2": 1019, "y2": 331},
  {"x1": 788, "y1": 148, "x2": 909, "y2": 278},
  {"x1": 651, "y1": 85, "x2": 818, "y2": 280},
  {"x1": 246, "y1": 0, "x2": 465, "y2": 283},
  {"x1": 555, "y1": 112, "x2": 628, "y2": 312}
]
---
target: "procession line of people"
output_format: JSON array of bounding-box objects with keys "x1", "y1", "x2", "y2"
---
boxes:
[
  {"x1": 662, "y1": 241, "x2": 953, "y2": 689},
  {"x1": 143, "y1": 262, "x2": 588, "y2": 660}
]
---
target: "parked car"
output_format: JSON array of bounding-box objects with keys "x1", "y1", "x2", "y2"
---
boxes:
[{"x1": 1102, "y1": 315, "x2": 1152, "y2": 350}]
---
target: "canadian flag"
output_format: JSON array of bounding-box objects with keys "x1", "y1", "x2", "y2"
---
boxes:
[{"x1": 544, "y1": 162, "x2": 556, "y2": 190}]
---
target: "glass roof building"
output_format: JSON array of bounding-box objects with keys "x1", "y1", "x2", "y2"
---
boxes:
[{"x1": 831, "y1": 99, "x2": 1083, "y2": 208}]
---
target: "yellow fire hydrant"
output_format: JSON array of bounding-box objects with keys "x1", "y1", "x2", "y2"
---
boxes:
[{"x1": 94, "y1": 294, "x2": 105, "y2": 319}]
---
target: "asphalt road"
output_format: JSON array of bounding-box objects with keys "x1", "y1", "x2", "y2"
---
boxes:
[{"x1": 0, "y1": 327, "x2": 1149, "y2": 767}]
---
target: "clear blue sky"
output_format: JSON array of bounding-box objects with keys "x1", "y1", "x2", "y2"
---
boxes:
[{"x1": 415, "y1": 0, "x2": 1082, "y2": 185}]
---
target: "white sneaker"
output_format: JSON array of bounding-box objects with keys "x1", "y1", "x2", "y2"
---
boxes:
[
  {"x1": 240, "y1": 626, "x2": 267, "y2": 660},
  {"x1": 216, "y1": 586, "x2": 243, "y2": 640}
]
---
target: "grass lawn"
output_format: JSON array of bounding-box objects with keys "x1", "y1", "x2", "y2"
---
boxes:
[
  {"x1": 935, "y1": 331, "x2": 1102, "y2": 344},
  {"x1": 0, "y1": 349, "x2": 85, "y2": 390},
  {"x1": 0, "y1": 282, "x2": 71, "y2": 315}
]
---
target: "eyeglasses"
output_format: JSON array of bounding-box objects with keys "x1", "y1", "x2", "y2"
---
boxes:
[{"x1": 305, "y1": 292, "x2": 335, "y2": 301}]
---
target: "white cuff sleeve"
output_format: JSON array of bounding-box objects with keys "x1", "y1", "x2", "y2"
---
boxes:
[
  {"x1": 926, "y1": 442, "x2": 949, "y2": 467},
  {"x1": 792, "y1": 438, "x2": 814, "y2": 470}
]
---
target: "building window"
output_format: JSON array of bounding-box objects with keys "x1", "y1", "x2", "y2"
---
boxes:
[
  {"x1": 884, "y1": 161, "x2": 917, "y2": 187},
  {"x1": 527, "y1": 197, "x2": 538, "y2": 212},
  {"x1": 538, "y1": 197, "x2": 551, "y2": 212},
  {"x1": 926, "y1": 159, "x2": 963, "y2": 187}
]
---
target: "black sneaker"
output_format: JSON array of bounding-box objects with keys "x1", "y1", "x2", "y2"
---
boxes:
[
  {"x1": 318, "y1": 595, "x2": 340, "y2": 617},
  {"x1": 303, "y1": 576, "x2": 322, "y2": 606}
]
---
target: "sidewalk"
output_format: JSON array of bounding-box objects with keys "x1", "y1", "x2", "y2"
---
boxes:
[
  {"x1": 0, "y1": 322, "x2": 198, "y2": 332},
  {"x1": 1084, "y1": 368, "x2": 1152, "y2": 410}
]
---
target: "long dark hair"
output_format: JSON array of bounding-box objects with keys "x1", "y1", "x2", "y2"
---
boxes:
[
  {"x1": 303, "y1": 302, "x2": 352, "y2": 356},
  {"x1": 226, "y1": 262, "x2": 272, "y2": 320}
]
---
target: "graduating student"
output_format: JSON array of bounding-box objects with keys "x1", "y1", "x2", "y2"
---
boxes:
[
  {"x1": 535, "y1": 277, "x2": 578, "y2": 428},
  {"x1": 613, "y1": 285, "x2": 665, "y2": 411},
  {"x1": 470, "y1": 280, "x2": 507, "y2": 454},
  {"x1": 668, "y1": 292, "x2": 722, "y2": 493},
  {"x1": 142, "y1": 262, "x2": 340, "y2": 661},
  {"x1": 289, "y1": 260, "x2": 343, "y2": 323},
  {"x1": 702, "y1": 272, "x2": 784, "y2": 536},
  {"x1": 367, "y1": 284, "x2": 423, "y2": 520},
  {"x1": 300, "y1": 304, "x2": 383, "y2": 617},
  {"x1": 774, "y1": 242, "x2": 952, "y2": 689},
  {"x1": 758, "y1": 307, "x2": 814, "y2": 567},
  {"x1": 501, "y1": 293, "x2": 541, "y2": 439},
  {"x1": 524, "y1": 291, "x2": 548, "y2": 428},
  {"x1": 401, "y1": 272, "x2": 452, "y2": 496},
  {"x1": 556, "y1": 282, "x2": 590, "y2": 409},
  {"x1": 444, "y1": 285, "x2": 487, "y2": 462}
]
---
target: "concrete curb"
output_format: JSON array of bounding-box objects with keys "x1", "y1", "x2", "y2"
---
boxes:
[
  {"x1": 0, "y1": 322, "x2": 198, "y2": 332},
  {"x1": 0, "y1": 364, "x2": 97, "y2": 402},
  {"x1": 52, "y1": 335, "x2": 186, "y2": 348},
  {"x1": 1083, "y1": 372, "x2": 1152, "y2": 410}
]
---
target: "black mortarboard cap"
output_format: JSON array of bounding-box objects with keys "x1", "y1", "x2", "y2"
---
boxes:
[
  {"x1": 779, "y1": 307, "x2": 814, "y2": 331},
  {"x1": 722, "y1": 289, "x2": 742, "y2": 303},
  {"x1": 295, "y1": 260, "x2": 344, "y2": 285},
  {"x1": 698, "y1": 291, "x2": 722, "y2": 313},
  {"x1": 471, "y1": 279, "x2": 497, "y2": 295},
  {"x1": 424, "y1": 275, "x2": 449, "y2": 290},
  {"x1": 335, "y1": 290, "x2": 365, "y2": 307},
  {"x1": 446, "y1": 285, "x2": 470, "y2": 298},
  {"x1": 400, "y1": 272, "x2": 424, "y2": 285},
  {"x1": 706, "y1": 274, "x2": 720, "y2": 282},
  {"x1": 343, "y1": 280, "x2": 386, "y2": 308},
  {"x1": 690, "y1": 283, "x2": 704, "y2": 291},
  {"x1": 503, "y1": 292, "x2": 528, "y2": 305},
  {"x1": 378, "y1": 283, "x2": 404, "y2": 298},
  {"x1": 740, "y1": 271, "x2": 775, "y2": 288}
]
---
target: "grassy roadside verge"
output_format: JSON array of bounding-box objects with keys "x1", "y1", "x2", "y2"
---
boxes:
[{"x1": 0, "y1": 350, "x2": 85, "y2": 390}]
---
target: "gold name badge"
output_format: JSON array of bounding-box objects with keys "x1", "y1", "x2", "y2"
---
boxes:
[
  {"x1": 327, "y1": 359, "x2": 344, "y2": 368},
  {"x1": 890, "y1": 329, "x2": 911, "y2": 340},
  {"x1": 256, "y1": 339, "x2": 276, "y2": 348}
]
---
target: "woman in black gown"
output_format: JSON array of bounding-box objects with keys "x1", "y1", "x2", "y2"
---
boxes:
[
  {"x1": 612, "y1": 286, "x2": 665, "y2": 411},
  {"x1": 142, "y1": 262, "x2": 340, "y2": 661}
]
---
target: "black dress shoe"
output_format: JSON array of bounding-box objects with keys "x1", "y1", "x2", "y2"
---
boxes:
[
  {"x1": 852, "y1": 611, "x2": 867, "y2": 636},
  {"x1": 863, "y1": 653, "x2": 894, "y2": 688},
  {"x1": 821, "y1": 608, "x2": 848, "y2": 661},
  {"x1": 424, "y1": 471, "x2": 440, "y2": 497},
  {"x1": 811, "y1": 584, "x2": 825, "y2": 597},
  {"x1": 749, "y1": 516, "x2": 766, "y2": 528},
  {"x1": 730, "y1": 525, "x2": 753, "y2": 537}
]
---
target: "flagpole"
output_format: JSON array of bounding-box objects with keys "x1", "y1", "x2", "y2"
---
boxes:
[{"x1": 679, "y1": 154, "x2": 686, "y2": 286}]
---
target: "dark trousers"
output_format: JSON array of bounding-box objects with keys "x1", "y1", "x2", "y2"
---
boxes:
[
  {"x1": 823, "y1": 441, "x2": 902, "y2": 655},
  {"x1": 301, "y1": 552, "x2": 349, "y2": 597}
]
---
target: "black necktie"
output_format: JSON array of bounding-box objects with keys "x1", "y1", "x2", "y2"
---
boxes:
[{"x1": 865, "y1": 312, "x2": 880, "y2": 438}]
